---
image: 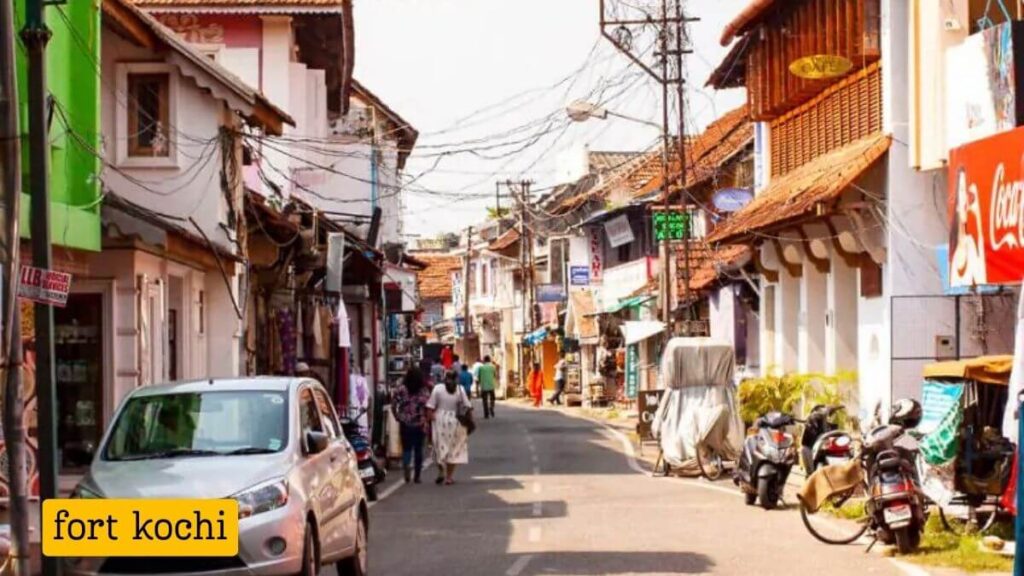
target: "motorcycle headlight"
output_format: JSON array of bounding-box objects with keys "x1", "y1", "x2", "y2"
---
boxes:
[
  {"x1": 71, "y1": 483, "x2": 104, "y2": 499},
  {"x1": 233, "y1": 478, "x2": 289, "y2": 519}
]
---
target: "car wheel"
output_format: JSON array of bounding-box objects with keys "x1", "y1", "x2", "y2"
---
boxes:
[
  {"x1": 300, "y1": 522, "x2": 319, "y2": 576},
  {"x1": 338, "y1": 514, "x2": 367, "y2": 576}
]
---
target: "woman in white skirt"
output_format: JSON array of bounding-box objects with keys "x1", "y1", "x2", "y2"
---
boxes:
[{"x1": 427, "y1": 370, "x2": 470, "y2": 485}]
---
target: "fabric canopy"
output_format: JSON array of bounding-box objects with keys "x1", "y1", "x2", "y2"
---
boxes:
[
  {"x1": 523, "y1": 327, "x2": 548, "y2": 346},
  {"x1": 603, "y1": 295, "x2": 654, "y2": 314},
  {"x1": 923, "y1": 355, "x2": 1013, "y2": 385},
  {"x1": 621, "y1": 320, "x2": 665, "y2": 346}
]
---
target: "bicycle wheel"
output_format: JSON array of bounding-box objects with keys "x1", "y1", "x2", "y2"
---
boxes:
[
  {"x1": 939, "y1": 504, "x2": 1001, "y2": 535},
  {"x1": 800, "y1": 484, "x2": 871, "y2": 545},
  {"x1": 696, "y1": 443, "x2": 723, "y2": 481}
]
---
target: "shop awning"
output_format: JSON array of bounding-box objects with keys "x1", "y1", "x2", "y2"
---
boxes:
[
  {"x1": 621, "y1": 320, "x2": 666, "y2": 346},
  {"x1": 566, "y1": 291, "x2": 599, "y2": 343},
  {"x1": 523, "y1": 327, "x2": 549, "y2": 346},
  {"x1": 603, "y1": 295, "x2": 655, "y2": 315},
  {"x1": 707, "y1": 133, "x2": 891, "y2": 244}
]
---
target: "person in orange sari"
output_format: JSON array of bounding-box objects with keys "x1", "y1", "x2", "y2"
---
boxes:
[{"x1": 527, "y1": 361, "x2": 544, "y2": 407}]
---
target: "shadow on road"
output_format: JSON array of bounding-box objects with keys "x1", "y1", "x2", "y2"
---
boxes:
[{"x1": 509, "y1": 550, "x2": 715, "y2": 574}]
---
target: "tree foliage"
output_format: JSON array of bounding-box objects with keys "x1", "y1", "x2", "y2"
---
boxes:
[{"x1": 736, "y1": 369, "x2": 857, "y2": 427}]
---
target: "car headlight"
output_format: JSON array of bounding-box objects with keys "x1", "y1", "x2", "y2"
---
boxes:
[
  {"x1": 71, "y1": 483, "x2": 104, "y2": 499},
  {"x1": 233, "y1": 478, "x2": 289, "y2": 519}
]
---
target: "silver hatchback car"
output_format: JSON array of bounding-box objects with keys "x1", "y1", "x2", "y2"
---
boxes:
[{"x1": 66, "y1": 378, "x2": 368, "y2": 576}]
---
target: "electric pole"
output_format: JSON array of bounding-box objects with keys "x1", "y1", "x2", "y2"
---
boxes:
[
  {"x1": 599, "y1": 0, "x2": 696, "y2": 335},
  {"x1": 462, "y1": 226, "x2": 473, "y2": 336},
  {"x1": 1, "y1": 0, "x2": 29, "y2": 572},
  {"x1": 21, "y1": 0, "x2": 60, "y2": 572}
]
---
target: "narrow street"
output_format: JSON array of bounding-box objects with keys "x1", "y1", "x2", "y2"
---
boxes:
[{"x1": 363, "y1": 402, "x2": 903, "y2": 576}]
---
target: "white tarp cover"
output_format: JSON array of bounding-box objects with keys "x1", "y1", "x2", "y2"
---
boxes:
[
  {"x1": 652, "y1": 338, "x2": 744, "y2": 473},
  {"x1": 621, "y1": 320, "x2": 666, "y2": 345}
]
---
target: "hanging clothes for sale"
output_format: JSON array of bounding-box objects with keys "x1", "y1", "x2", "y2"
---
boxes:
[
  {"x1": 277, "y1": 309, "x2": 297, "y2": 375},
  {"x1": 295, "y1": 304, "x2": 306, "y2": 360},
  {"x1": 350, "y1": 371, "x2": 370, "y2": 432},
  {"x1": 337, "y1": 302, "x2": 352, "y2": 348}
]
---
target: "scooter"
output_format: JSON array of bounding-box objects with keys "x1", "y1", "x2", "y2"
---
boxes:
[
  {"x1": 734, "y1": 412, "x2": 797, "y2": 510},
  {"x1": 861, "y1": 420, "x2": 926, "y2": 554},
  {"x1": 339, "y1": 407, "x2": 386, "y2": 501},
  {"x1": 800, "y1": 404, "x2": 853, "y2": 475}
]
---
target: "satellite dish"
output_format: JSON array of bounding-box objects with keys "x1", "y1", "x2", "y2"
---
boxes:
[{"x1": 712, "y1": 187, "x2": 754, "y2": 213}]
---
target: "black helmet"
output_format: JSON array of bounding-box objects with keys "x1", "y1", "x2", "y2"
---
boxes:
[{"x1": 890, "y1": 398, "x2": 923, "y2": 428}]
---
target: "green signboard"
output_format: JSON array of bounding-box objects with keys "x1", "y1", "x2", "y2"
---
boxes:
[
  {"x1": 653, "y1": 211, "x2": 690, "y2": 241},
  {"x1": 625, "y1": 344, "x2": 639, "y2": 399}
]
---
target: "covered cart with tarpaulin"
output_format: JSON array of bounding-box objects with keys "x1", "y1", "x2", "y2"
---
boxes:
[
  {"x1": 651, "y1": 338, "x2": 744, "y2": 476},
  {"x1": 918, "y1": 356, "x2": 1016, "y2": 531}
]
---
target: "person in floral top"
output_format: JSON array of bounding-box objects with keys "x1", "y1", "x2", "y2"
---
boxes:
[{"x1": 392, "y1": 367, "x2": 432, "y2": 483}]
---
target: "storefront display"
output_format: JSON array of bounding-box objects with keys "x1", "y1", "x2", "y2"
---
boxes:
[{"x1": 55, "y1": 293, "x2": 104, "y2": 472}]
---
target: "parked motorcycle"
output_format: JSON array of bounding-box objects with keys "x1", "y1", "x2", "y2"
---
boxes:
[
  {"x1": 861, "y1": 399, "x2": 926, "y2": 554},
  {"x1": 340, "y1": 407, "x2": 386, "y2": 501},
  {"x1": 735, "y1": 412, "x2": 798, "y2": 510},
  {"x1": 801, "y1": 404, "x2": 853, "y2": 475}
]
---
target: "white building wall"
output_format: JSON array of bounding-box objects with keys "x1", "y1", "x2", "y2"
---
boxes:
[
  {"x1": 776, "y1": 270, "x2": 800, "y2": 373},
  {"x1": 709, "y1": 287, "x2": 735, "y2": 345},
  {"x1": 100, "y1": 33, "x2": 234, "y2": 253},
  {"x1": 799, "y1": 261, "x2": 827, "y2": 373}
]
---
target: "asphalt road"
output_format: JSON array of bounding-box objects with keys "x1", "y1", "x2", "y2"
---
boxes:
[{"x1": 357, "y1": 401, "x2": 906, "y2": 576}]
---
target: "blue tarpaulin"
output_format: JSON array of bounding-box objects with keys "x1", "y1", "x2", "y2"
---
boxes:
[{"x1": 523, "y1": 327, "x2": 548, "y2": 346}]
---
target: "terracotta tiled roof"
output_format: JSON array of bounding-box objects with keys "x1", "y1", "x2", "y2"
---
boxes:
[
  {"x1": 707, "y1": 36, "x2": 752, "y2": 89},
  {"x1": 677, "y1": 243, "x2": 752, "y2": 297},
  {"x1": 707, "y1": 133, "x2": 891, "y2": 244},
  {"x1": 638, "y1": 106, "x2": 752, "y2": 198},
  {"x1": 415, "y1": 253, "x2": 461, "y2": 301},
  {"x1": 488, "y1": 228, "x2": 520, "y2": 252},
  {"x1": 720, "y1": 0, "x2": 780, "y2": 46},
  {"x1": 589, "y1": 151, "x2": 642, "y2": 173}
]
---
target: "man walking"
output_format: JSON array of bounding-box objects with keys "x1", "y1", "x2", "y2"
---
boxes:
[
  {"x1": 549, "y1": 356, "x2": 567, "y2": 405},
  {"x1": 477, "y1": 355, "x2": 498, "y2": 419}
]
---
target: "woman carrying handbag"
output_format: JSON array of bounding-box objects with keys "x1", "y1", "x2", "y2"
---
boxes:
[{"x1": 427, "y1": 370, "x2": 472, "y2": 485}]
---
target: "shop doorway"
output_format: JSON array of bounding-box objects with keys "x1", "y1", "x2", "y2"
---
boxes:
[{"x1": 55, "y1": 293, "x2": 105, "y2": 473}]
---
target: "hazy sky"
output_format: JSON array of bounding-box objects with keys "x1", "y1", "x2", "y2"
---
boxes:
[{"x1": 352, "y1": 0, "x2": 749, "y2": 239}]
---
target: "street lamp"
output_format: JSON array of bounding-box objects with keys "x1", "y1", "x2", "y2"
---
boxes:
[
  {"x1": 564, "y1": 99, "x2": 679, "y2": 337},
  {"x1": 565, "y1": 100, "x2": 662, "y2": 130}
]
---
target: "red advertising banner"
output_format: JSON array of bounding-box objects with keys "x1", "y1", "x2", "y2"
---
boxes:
[{"x1": 948, "y1": 126, "x2": 1024, "y2": 287}]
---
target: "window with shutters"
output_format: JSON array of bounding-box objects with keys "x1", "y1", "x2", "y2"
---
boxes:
[{"x1": 769, "y1": 62, "x2": 882, "y2": 177}]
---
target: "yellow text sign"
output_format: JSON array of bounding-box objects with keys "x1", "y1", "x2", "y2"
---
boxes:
[{"x1": 42, "y1": 499, "x2": 239, "y2": 557}]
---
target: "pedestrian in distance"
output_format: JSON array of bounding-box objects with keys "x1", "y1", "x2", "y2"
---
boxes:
[
  {"x1": 477, "y1": 355, "x2": 498, "y2": 419},
  {"x1": 549, "y1": 356, "x2": 567, "y2": 405},
  {"x1": 451, "y1": 353, "x2": 463, "y2": 376},
  {"x1": 459, "y1": 363, "x2": 474, "y2": 399},
  {"x1": 392, "y1": 367, "x2": 432, "y2": 483},
  {"x1": 427, "y1": 370, "x2": 471, "y2": 485},
  {"x1": 528, "y1": 361, "x2": 544, "y2": 408},
  {"x1": 471, "y1": 357, "x2": 483, "y2": 396}
]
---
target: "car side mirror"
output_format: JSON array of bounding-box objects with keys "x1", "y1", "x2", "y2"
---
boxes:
[{"x1": 305, "y1": 430, "x2": 330, "y2": 455}]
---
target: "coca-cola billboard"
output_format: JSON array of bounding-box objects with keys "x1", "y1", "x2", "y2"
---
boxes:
[{"x1": 948, "y1": 126, "x2": 1024, "y2": 287}]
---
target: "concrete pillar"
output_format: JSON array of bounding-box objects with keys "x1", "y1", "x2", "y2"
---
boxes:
[
  {"x1": 799, "y1": 260, "x2": 827, "y2": 373},
  {"x1": 827, "y1": 259, "x2": 859, "y2": 375},
  {"x1": 777, "y1": 269, "x2": 800, "y2": 373},
  {"x1": 759, "y1": 282, "x2": 776, "y2": 375}
]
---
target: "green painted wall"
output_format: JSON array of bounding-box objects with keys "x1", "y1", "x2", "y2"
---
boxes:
[{"x1": 15, "y1": 0, "x2": 102, "y2": 252}]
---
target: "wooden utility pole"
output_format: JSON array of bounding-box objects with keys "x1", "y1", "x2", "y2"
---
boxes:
[
  {"x1": 600, "y1": 0, "x2": 696, "y2": 335},
  {"x1": 21, "y1": 1, "x2": 60, "y2": 572},
  {"x1": 462, "y1": 226, "x2": 473, "y2": 336},
  {"x1": 0, "y1": 0, "x2": 29, "y2": 572}
]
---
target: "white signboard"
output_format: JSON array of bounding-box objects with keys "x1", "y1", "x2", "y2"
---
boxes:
[
  {"x1": 946, "y1": 22, "x2": 1020, "y2": 150},
  {"x1": 604, "y1": 215, "x2": 635, "y2": 248},
  {"x1": 18, "y1": 265, "x2": 71, "y2": 307}
]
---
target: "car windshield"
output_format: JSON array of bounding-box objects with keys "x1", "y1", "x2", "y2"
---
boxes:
[{"x1": 104, "y1": 390, "x2": 289, "y2": 461}]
